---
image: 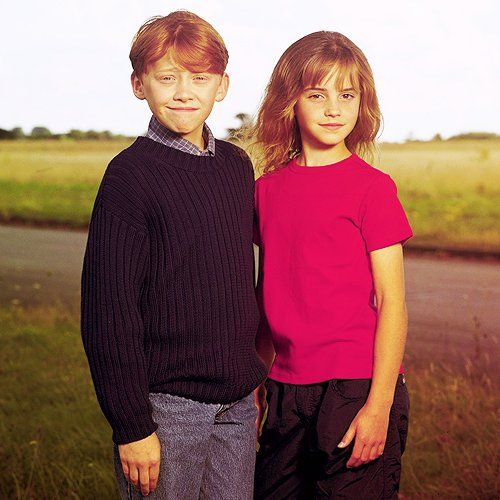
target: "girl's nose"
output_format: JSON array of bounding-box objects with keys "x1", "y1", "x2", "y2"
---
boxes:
[
  {"x1": 325, "y1": 106, "x2": 341, "y2": 117},
  {"x1": 324, "y1": 99, "x2": 341, "y2": 117}
]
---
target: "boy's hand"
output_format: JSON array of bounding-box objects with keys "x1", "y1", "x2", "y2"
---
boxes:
[
  {"x1": 337, "y1": 403, "x2": 391, "y2": 468},
  {"x1": 118, "y1": 432, "x2": 161, "y2": 496},
  {"x1": 253, "y1": 383, "x2": 267, "y2": 437}
]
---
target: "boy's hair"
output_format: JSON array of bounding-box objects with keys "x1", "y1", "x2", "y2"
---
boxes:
[
  {"x1": 129, "y1": 11, "x2": 228, "y2": 76},
  {"x1": 246, "y1": 31, "x2": 381, "y2": 174}
]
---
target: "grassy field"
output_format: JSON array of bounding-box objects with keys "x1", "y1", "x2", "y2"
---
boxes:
[
  {"x1": 0, "y1": 306, "x2": 116, "y2": 499},
  {"x1": 1, "y1": 303, "x2": 498, "y2": 499},
  {"x1": 0, "y1": 140, "x2": 129, "y2": 228},
  {"x1": 0, "y1": 139, "x2": 499, "y2": 252},
  {"x1": 380, "y1": 140, "x2": 500, "y2": 253}
]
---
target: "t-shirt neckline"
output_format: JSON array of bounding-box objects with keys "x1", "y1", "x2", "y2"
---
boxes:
[{"x1": 288, "y1": 153, "x2": 355, "y2": 174}]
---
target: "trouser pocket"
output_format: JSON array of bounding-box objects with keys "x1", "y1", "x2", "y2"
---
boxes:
[
  {"x1": 332, "y1": 378, "x2": 372, "y2": 401},
  {"x1": 391, "y1": 374, "x2": 410, "y2": 454}
]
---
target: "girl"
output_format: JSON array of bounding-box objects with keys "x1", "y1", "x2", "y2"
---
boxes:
[{"x1": 251, "y1": 31, "x2": 413, "y2": 499}]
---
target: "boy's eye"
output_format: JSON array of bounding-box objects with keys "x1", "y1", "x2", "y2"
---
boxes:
[
  {"x1": 194, "y1": 75, "x2": 209, "y2": 81},
  {"x1": 161, "y1": 76, "x2": 175, "y2": 82}
]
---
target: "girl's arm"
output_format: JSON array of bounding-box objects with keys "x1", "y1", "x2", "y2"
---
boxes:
[
  {"x1": 367, "y1": 242, "x2": 408, "y2": 410},
  {"x1": 338, "y1": 242, "x2": 408, "y2": 467}
]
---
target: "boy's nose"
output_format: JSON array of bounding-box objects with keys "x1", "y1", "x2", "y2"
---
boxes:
[{"x1": 173, "y1": 84, "x2": 193, "y2": 102}]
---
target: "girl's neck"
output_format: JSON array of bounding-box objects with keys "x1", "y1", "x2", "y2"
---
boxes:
[{"x1": 296, "y1": 141, "x2": 352, "y2": 167}]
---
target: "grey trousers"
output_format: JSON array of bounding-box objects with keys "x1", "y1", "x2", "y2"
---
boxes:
[{"x1": 113, "y1": 392, "x2": 257, "y2": 500}]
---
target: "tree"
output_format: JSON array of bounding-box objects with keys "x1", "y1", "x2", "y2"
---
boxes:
[
  {"x1": 31, "y1": 126, "x2": 52, "y2": 139},
  {"x1": 448, "y1": 132, "x2": 498, "y2": 141},
  {"x1": 99, "y1": 130, "x2": 113, "y2": 140},
  {"x1": 226, "y1": 113, "x2": 252, "y2": 139},
  {"x1": 11, "y1": 127, "x2": 25, "y2": 139},
  {"x1": 86, "y1": 130, "x2": 100, "y2": 140},
  {"x1": 0, "y1": 128, "x2": 14, "y2": 140},
  {"x1": 235, "y1": 113, "x2": 252, "y2": 127},
  {"x1": 68, "y1": 129, "x2": 85, "y2": 140}
]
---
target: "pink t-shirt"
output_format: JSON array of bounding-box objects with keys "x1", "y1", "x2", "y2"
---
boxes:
[{"x1": 254, "y1": 153, "x2": 413, "y2": 383}]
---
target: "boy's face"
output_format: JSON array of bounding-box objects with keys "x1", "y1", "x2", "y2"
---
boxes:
[
  {"x1": 131, "y1": 53, "x2": 229, "y2": 146},
  {"x1": 294, "y1": 69, "x2": 360, "y2": 149}
]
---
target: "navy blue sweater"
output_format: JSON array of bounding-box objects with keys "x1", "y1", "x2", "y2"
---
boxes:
[{"x1": 81, "y1": 136, "x2": 266, "y2": 444}]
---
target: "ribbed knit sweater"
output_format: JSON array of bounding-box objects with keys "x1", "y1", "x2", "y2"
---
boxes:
[{"x1": 80, "y1": 136, "x2": 267, "y2": 445}]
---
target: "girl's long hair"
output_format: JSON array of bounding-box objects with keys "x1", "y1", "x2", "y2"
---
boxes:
[{"x1": 245, "y1": 31, "x2": 381, "y2": 174}]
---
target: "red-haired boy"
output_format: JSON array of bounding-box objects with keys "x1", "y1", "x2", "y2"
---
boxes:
[{"x1": 80, "y1": 11, "x2": 266, "y2": 499}]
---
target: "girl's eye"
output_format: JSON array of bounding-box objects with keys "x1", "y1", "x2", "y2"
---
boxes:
[
  {"x1": 309, "y1": 93, "x2": 324, "y2": 100},
  {"x1": 340, "y1": 93, "x2": 355, "y2": 100}
]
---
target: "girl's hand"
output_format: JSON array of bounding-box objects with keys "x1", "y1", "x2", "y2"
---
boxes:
[{"x1": 337, "y1": 403, "x2": 391, "y2": 468}]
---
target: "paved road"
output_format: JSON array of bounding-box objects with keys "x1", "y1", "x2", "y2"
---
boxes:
[{"x1": 1, "y1": 224, "x2": 498, "y2": 375}]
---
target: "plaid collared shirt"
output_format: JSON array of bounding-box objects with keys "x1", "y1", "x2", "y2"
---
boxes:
[{"x1": 145, "y1": 115, "x2": 216, "y2": 156}]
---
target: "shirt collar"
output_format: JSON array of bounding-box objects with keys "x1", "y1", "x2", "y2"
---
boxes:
[{"x1": 145, "y1": 115, "x2": 216, "y2": 156}]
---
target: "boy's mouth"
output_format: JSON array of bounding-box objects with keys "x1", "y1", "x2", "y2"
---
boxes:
[{"x1": 168, "y1": 107, "x2": 199, "y2": 112}]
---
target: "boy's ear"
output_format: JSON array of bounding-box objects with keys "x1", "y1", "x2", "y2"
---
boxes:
[
  {"x1": 131, "y1": 72, "x2": 146, "y2": 100},
  {"x1": 215, "y1": 73, "x2": 229, "y2": 103}
]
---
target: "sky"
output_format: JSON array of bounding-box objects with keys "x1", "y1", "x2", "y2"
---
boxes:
[{"x1": 1, "y1": 0, "x2": 498, "y2": 142}]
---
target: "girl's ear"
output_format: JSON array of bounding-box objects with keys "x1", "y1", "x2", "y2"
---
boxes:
[
  {"x1": 131, "y1": 72, "x2": 146, "y2": 100},
  {"x1": 215, "y1": 73, "x2": 230, "y2": 102}
]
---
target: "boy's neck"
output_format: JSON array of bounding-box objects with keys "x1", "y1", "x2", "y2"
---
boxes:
[
  {"x1": 178, "y1": 125, "x2": 206, "y2": 150},
  {"x1": 296, "y1": 140, "x2": 352, "y2": 167}
]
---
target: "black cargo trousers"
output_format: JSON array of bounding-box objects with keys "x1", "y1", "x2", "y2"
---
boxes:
[{"x1": 254, "y1": 373, "x2": 409, "y2": 499}]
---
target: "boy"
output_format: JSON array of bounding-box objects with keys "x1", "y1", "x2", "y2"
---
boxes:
[{"x1": 80, "y1": 11, "x2": 267, "y2": 499}]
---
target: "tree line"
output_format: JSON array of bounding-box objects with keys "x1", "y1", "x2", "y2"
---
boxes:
[
  {"x1": 0, "y1": 120, "x2": 498, "y2": 142},
  {"x1": 0, "y1": 126, "x2": 133, "y2": 141}
]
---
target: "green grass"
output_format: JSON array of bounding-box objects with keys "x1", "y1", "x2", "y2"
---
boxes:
[
  {"x1": 400, "y1": 362, "x2": 499, "y2": 498},
  {"x1": 0, "y1": 140, "x2": 129, "y2": 229},
  {"x1": 0, "y1": 306, "x2": 118, "y2": 499},
  {"x1": 1, "y1": 304, "x2": 498, "y2": 499},
  {"x1": 0, "y1": 179, "x2": 99, "y2": 227},
  {"x1": 379, "y1": 140, "x2": 500, "y2": 253},
  {"x1": 0, "y1": 139, "x2": 499, "y2": 252}
]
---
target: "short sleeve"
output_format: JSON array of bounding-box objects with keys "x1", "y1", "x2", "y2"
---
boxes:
[{"x1": 360, "y1": 174, "x2": 413, "y2": 252}]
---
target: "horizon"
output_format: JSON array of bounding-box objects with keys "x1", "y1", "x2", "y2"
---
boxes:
[
  {"x1": 1, "y1": 0, "x2": 498, "y2": 142},
  {"x1": 1, "y1": 124, "x2": 498, "y2": 144}
]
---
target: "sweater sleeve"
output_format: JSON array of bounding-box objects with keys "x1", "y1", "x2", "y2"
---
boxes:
[{"x1": 81, "y1": 202, "x2": 158, "y2": 445}]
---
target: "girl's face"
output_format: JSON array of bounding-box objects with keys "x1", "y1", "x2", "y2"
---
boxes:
[{"x1": 294, "y1": 69, "x2": 360, "y2": 150}]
